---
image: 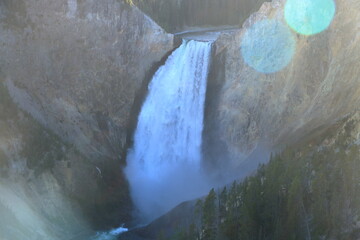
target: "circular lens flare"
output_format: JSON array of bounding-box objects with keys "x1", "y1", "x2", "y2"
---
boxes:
[
  {"x1": 241, "y1": 19, "x2": 296, "y2": 74},
  {"x1": 285, "y1": 0, "x2": 336, "y2": 35}
]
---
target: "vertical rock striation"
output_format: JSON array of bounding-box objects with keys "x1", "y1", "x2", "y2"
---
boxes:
[{"x1": 0, "y1": 0, "x2": 174, "y2": 235}]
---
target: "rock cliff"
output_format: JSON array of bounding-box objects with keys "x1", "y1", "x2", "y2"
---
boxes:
[
  {"x1": 0, "y1": 0, "x2": 173, "y2": 237},
  {"x1": 205, "y1": 0, "x2": 360, "y2": 168}
]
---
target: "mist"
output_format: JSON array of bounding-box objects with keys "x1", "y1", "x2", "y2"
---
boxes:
[
  {"x1": 124, "y1": 40, "x2": 213, "y2": 223},
  {"x1": 0, "y1": 178, "x2": 91, "y2": 240},
  {"x1": 125, "y1": 154, "x2": 214, "y2": 223},
  {"x1": 123, "y1": 37, "x2": 273, "y2": 224}
]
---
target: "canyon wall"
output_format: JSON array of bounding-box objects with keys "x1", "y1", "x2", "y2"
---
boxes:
[
  {"x1": 1, "y1": 0, "x2": 360, "y2": 237},
  {"x1": 205, "y1": 0, "x2": 360, "y2": 168},
  {"x1": 0, "y1": 0, "x2": 173, "y2": 236}
]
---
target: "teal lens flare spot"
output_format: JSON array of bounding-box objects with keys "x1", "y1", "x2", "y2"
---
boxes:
[
  {"x1": 285, "y1": 0, "x2": 336, "y2": 35},
  {"x1": 241, "y1": 20, "x2": 296, "y2": 74}
]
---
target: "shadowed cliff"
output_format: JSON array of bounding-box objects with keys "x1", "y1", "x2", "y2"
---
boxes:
[{"x1": 134, "y1": 0, "x2": 269, "y2": 33}]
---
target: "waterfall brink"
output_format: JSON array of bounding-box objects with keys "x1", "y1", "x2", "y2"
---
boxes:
[{"x1": 125, "y1": 40, "x2": 213, "y2": 223}]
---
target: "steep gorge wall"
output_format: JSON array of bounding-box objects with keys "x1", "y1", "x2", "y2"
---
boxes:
[
  {"x1": 0, "y1": 0, "x2": 174, "y2": 236},
  {"x1": 1, "y1": 0, "x2": 359, "y2": 236},
  {"x1": 205, "y1": 0, "x2": 360, "y2": 168}
]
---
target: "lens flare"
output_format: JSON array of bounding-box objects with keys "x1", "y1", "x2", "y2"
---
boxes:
[
  {"x1": 284, "y1": 0, "x2": 336, "y2": 35},
  {"x1": 241, "y1": 19, "x2": 295, "y2": 74}
]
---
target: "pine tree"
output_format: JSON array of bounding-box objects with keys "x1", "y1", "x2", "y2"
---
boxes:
[{"x1": 202, "y1": 188, "x2": 217, "y2": 240}]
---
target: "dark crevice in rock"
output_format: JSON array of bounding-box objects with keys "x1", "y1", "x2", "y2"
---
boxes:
[{"x1": 202, "y1": 46, "x2": 231, "y2": 172}]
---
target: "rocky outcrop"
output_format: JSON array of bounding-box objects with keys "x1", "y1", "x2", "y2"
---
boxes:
[
  {"x1": 134, "y1": 0, "x2": 268, "y2": 33},
  {"x1": 0, "y1": 0, "x2": 174, "y2": 237},
  {"x1": 205, "y1": 0, "x2": 360, "y2": 167}
]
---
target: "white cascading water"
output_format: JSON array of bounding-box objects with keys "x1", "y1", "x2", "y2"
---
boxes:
[{"x1": 125, "y1": 40, "x2": 213, "y2": 223}]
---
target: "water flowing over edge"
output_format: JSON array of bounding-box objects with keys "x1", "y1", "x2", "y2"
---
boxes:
[{"x1": 125, "y1": 39, "x2": 213, "y2": 223}]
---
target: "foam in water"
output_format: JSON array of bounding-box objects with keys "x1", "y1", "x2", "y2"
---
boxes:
[
  {"x1": 125, "y1": 40, "x2": 213, "y2": 223},
  {"x1": 91, "y1": 226, "x2": 128, "y2": 240}
]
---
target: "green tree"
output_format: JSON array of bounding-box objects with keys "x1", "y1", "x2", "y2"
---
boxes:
[
  {"x1": 223, "y1": 181, "x2": 242, "y2": 240},
  {"x1": 218, "y1": 186, "x2": 228, "y2": 238},
  {"x1": 188, "y1": 223, "x2": 198, "y2": 240},
  {"x1": 202, "y1": 188, "x2": 217, "y2": 240},
  {"x1": 286, "y1": 175, "x2": 305, "y2": 239}
]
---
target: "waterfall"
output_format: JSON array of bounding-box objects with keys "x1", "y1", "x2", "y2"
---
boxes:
[{"x1": 125, "y1": 40, "x2": 213, "y2": 223}]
